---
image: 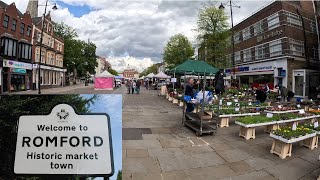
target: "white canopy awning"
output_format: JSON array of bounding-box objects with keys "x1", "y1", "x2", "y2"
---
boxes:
[
  {"x1": 97, "y1": 70, "x2": 115, "y2": 78},
  {"x1": 155, "y1": 71, "x2": 170, "y2": 79},
  {"x1": 146, "y1": 73, "x2": 155, "y2": 78}
]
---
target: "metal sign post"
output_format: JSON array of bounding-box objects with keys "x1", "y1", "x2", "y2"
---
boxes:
[{"x1": 14, "y1": 104, "x2": 114, "y2": 178}]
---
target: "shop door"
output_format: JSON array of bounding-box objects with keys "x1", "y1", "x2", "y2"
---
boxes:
[
  {"x1": 294, "y1": 76, "x2": 304, "y2": 96},
  {"x1": 3, "y1": 74, "x2": 8, "y2": 92}
]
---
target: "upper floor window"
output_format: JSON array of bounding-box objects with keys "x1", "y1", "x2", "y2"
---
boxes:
[
  {"x1": 27, "y1": 26, "x2": 32, "y2": 37},
  {"x1": 20, "y1": 23, "x2": 25, "y2": 35},
  {"x1": 269, "y1": 39, "x2": 282, "y2": 57},
  {"x1": 12, "y1": 19, "x2": 16, "y2": 31},
  {"x1": 243, "y1": 49, "x2": 251, "y2": 62},
  {"x1": 267, "y1": 13, "x2": 280, "y2": 30},
  {"x1": 311, "y1": 22, "x2": 317, "y2": 33},
  {"x1": 1, "y1": 38, "x2": 17, "y2": 57},
  {"x1": 234, "y1": 32, "x2": 241, "y2": 44},
  {"x1": 286, "y1": 12, "x2": 302, "y2": 27},
  {"x1": 234, "y1": 51, "x2": 241, "y2": 62},
  {"x1": 243, "y1": 27, "x2": 251, "y2": 41},
  {"x1": 255, "y1": 45, "x2": 265, "y2": 59},
  {"x1": 289, "y1": 39, "x2": 304, "y2": 56},
  {"x1": 18, "y1": 43, "x2": 32, "y2": 60},
  {"x1": 253, "y1": 21, "x2": 262, "y2": 36},
  {"x1": 3, "y1": 15, "x2": 9, "y2": 28}
]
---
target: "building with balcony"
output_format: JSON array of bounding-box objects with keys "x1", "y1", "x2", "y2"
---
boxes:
[
  {"x1": 226, "y1": 1, "x2": 320, "y2": 99},
  {"x1": 122, "y1": 69, "x2": 139, "y2": 79},
  {"x1": 30, "y1": 12, "x2": 66, "y2": 90},
  {"x1": 0, "y1": 2, "x2": 33, "y2": 94}
]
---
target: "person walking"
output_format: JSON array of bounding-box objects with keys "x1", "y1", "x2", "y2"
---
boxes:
[
  {"x1": 136, "y1": 80, "x2": 141, "y2": 94},
  {"x1": 132, "y1": 80, "x2": 136, "y2": 94},
  {"x1": 126, "y1": 80, "x2": 132, "y2": 94},
  {"x1": 280, "y1": 86, "x2": 288, "y2": 102},
  {"x1": 185, "y1": 78, "x2": 195, "y2": 113}
]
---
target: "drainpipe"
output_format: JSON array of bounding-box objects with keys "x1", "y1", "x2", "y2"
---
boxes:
[{"x1": 296, "y1": 9, "x2": 309, "y2": 67}]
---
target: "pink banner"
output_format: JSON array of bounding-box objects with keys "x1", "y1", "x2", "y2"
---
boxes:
[{"x1": 94, "y1": 77, "x2": 114, "y2": 90}]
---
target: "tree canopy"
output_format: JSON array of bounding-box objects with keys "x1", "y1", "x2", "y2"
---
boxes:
[
  {"x1": 163, "y1": 34, "x2": 194, "y2": 70},
  {"x1": 197, "y1": 5, "x2": 231, "y2": 68},
  {"x1": 139, "y1": 63, "x2": 162, "y2": 77},
  {"x1": 108, "y1": 68, "x2": 119, "y2": 76}
]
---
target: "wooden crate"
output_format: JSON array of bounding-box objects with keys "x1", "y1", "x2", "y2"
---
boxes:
[
  {"x1": 239, "y1": 126, "x2": 255, "y2": 140},
  {"x1": 270, "y1": 139, "x2": 292, "y2": 159},
  {"x1": 265, "y1": 124, "x2": 279, "y2": 133},
  {"x1": 301, "y1": 136, "x2": 318, "y2": 150},
  {"x1": 218, "y1": 117, "x2": 229, "y2": 128}
]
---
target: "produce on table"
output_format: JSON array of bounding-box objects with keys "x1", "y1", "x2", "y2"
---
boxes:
[
  {"x1": 309, "y1": 109, "x2": 320, "y2": 115},
  {"x1": 236, "y1": 113, "x2": 307, "y2": 125},
  {"x1": 271, "y1": 125, "x2": 314, "y2": 140},
  {"x1": 267, "y1": 106, "x2": 296, "y2": 111}
]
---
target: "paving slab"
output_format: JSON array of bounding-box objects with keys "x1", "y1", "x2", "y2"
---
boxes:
[
  {"x1": 216, "y1": 149, "x2": 251, "y2": 163},
  {"x1": 228, "y1": 161, "x2": 255, "y2": 175},
  {"x1": 127, "y1": 149, "x2": 149, "y2": 158},
  {"x1": 220, "y1": 170, "x2": 277, "y2": 180},
  {"x1": 159, "y1": 138, "x2": 192, "y2": 148},
  {"x1": 161, "y1": 171, "x2": 190, "y2": 180},
  {"x1": 150, "y1": 127, "x2": 173, "y2": 134},
  {"x1": 265, "y1": 158, "x2": 318, "y2": 180},
  {"x1": 244, "y1": 156, "x2": 276, "y2": 170},
  {"x1": 123, "y1": 157, "x2": 161, "y2": 173},
  {"x1": 148, "y1": 148, "x2": 184, "y2": 158},
  {"x1": 142, "y1": 134, "x2": 175, "y2": 140},
  {"x1": 184, "y1": 164, "x2": 237, "y2": 180},
  {"x1": 129, "y1": 173, "x2": 163, "y2": 180},
  {"x1": 181, "y1": 146, "x2": 213, "y2": 155},
  {"x1": 123, "y1": 140, "x2": 162, "y2": 149},
  {"x1": 123, "y1": 128, "x2": 152, "y2": 140},
  {"x1": 157, "y1": 155, "x2": 202, "y2": 171}
]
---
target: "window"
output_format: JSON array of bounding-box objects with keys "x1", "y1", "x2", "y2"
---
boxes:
[
  {"x1": 36, "y1": 49, "x2": 40, "y2": 62},
  {"x1": 27, "y1": 26, "x2": 32, "y2": 37},
  {"x1": 18, "y1": 43, "x2": 32, "y2": 60},
  {"x1": 234, "y1": 51, "x2": 241, "y2": 63},
  {"x1": 243, "y1": 49, "x2": 251, "y2": 62},
  {"x1": 243, "y1": 27, "x2": 251, "y2": 41},
  {"x1": 311, "y1": 22, "x2": 317, "y2": 33},
  {"x1": 3, "y1": 15, "x2": 9, "y2": 28},
  {"x1": 234, "y1": 32, "x2": 241, "y2": 44},
  {"x1": 268, "y1": 13, "x2": 280, "y2": 30},
  {"x1": 312, "y1": 46, "x2": 319, "y2": 60},
  {"x1": 1, "y1": 38, "x2": 17, "y2": 57},
  {"x1": 255, "y1": 45, "x2": 264, "y2": 59},
  {"x1": 51, "y1": 54, "x2": 54, "y2": 65},
  {"x1": 286, "y1": 12, "x2": 302, "y2": 27},
  {"x1": 289, "y1": 39, "x2": 304, "y2": 56},
  {"x1": 269, "y1": 40, "x2": 282, "y2": 56},
  {"x1": 20, "y1": 23, "x2": 25, "y2": 34},
  {"x1": 253, "y1": 21, "x2": 262, "y2": 36},
  {"x1": 12, "y1": 19, "x2": 16, "y2": 31}
]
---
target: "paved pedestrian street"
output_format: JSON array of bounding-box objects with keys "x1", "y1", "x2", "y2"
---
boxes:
[{"x1": 122, "y1": 87, "x2": 320, "y2": 180}]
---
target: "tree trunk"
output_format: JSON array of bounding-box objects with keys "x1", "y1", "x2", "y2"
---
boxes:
[{"x1": 73, "y1": 67, "x2": 77, "y2": 85}]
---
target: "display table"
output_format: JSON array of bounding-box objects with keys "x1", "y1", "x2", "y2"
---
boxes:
[
  {"x1": 214, "y1": 113, "x2": 260, "y2": 128},
  {"x1": 264, "y1": 109, "x2": 303, "y2": 114}
]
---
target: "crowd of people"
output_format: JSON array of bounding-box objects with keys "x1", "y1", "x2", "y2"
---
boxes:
[{"x1": 125, "y1": 79, "x2": 142, "y2": 94}]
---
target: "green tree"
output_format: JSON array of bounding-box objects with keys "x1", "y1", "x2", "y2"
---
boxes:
[
  {"x1": 0, "y1": 95, "x2": 97, "y2": 179},
  {"x1": 163, "y1": 34, "x2": 194, "y2": 69},
  {"x1": 139, "y1": 63, "x2": 161, "y2": 77},
  {"x1": 54, "y1": 23, "x2": 98, "y2": 84},
  {"x1": 108, "y1": 69, "x2": 119, "y2": 76},
  {"x1": 117, "y1": 170, "x2": 122, "y2": 180},
  {"x1": 197, "y1": 5, "x2": 230, "y2": 68}
]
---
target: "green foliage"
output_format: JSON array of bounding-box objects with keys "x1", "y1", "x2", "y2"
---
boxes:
[
  {"x1": 0, "y1": 95, "x2": 96, "y2": 179},
  {"x1": 108, "y1": 69, "x2": 119, "y2": 76},
  {"x1": 235, "y1": 115, "x2": 281, "y2": 124},
  {"x1": 272, "y1": 125, "x2": 314, "y2": 140},
  {"x1": 117, "y1": 170, "x2": 122, "y2": 180},
  {"x1": 163, "y1": 34, "x2": 194, "y2": 70},
  {"x1": 196, "y1": 5, "x2": 230, "y2": 69},
  {"x1": 140, "y1": 63, "x2": 161, "y2": 77}
]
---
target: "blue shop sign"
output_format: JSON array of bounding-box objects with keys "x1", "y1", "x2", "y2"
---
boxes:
[{"x1": 10, "y1": 68, "x2": 27, "y2": 74}]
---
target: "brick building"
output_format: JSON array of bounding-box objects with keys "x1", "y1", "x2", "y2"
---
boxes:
[
  {"x1": 225, "y1": 1, "x2": 320, "y2": 99},
  {"x1": 0, "y1": 2, "x2": 33, "y2": 94},
  {"x1": 122, "y1": 69, "x2": 139, "y2": 79},
  {"x1": 30, "y1": 12, "x2": 66, "y2": 90}
]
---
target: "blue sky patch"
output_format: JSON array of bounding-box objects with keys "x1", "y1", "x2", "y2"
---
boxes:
[{"x1": 57, "y1": 1, "x2": 92, "y2": 17}]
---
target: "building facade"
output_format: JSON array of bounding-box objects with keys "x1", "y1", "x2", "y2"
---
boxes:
[
  {"x1": 226, "y1": 1, "x2": 320, "y2": 99},
  {"x1": 0, "y1": 2, "x2": 34, "y2": 94},
  {"x1": 31, "y1": 13, "x2": 66, "y2": 90},
  {"x1": 122, "y1": 69, "x2": 139, "y2": 79}
]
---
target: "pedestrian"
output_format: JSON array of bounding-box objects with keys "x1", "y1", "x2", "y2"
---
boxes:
[
  {"x1": 255, "y1": 89, "x2": 267, "y2": 104},
  {"x1": 287, "y1": 91, "x2": 295, "y2": 101},
  {"x1": 264, "y1": 84, "x2": 270, "y2": 94},
  {"x1": 126, "y1": 80, "x2": 131, "y2": 94},
  {"x1": 280, "y1": 86, "x2": 288, "y2": 102},
  {"x1": 185, "y1": 78, "x2": 195, "y2": 113},
  {"x1": 132, "y1": 80, "x2": 136, "y2": 94},
  {"x1": 136, "y1": 80, "x2": 141, "y2": 94}
]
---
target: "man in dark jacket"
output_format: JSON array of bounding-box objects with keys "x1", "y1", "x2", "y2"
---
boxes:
[
  {"x1": 136, "y1": 80, "x2": 141, "y2": 94},
  {"x1": 215, "y1": 70, "x2": 225, "y2": 95},
  {"x1": 185, "y1": 78, "x2": 195, "y2": 112}
]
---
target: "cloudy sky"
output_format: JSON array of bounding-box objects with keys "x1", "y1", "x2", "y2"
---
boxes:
[{"x1": 8, "y1": 0, "x2": 273, "y2": 72}]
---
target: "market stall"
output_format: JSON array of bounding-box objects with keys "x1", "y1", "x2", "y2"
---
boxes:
[
  {"x1": 94, "y1": 70, "x2": 115, "y2": 90},
  {"x1": 155, "y1": 71, "x2": 171, "y2": 95}
]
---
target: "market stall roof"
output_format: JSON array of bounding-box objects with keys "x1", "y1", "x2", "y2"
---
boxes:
[
  {"x1": 97, "y1": 70, "x2": 115, "y2": 78},
  {"x1": 169, "y1": 60, "x2": 219, "y2": 75},
  {"x1": 139, "y1": 76, "x2": 145, "y2": 79},
  {"x1": 115, "y1": 76, "x2": 124, "y2": 79},
  {"x1": 155, "y1": 71, "x2": 170, "y2": 79},
  {"x1": 146, "y1": 73, "x2": 155, "y2": 78}
]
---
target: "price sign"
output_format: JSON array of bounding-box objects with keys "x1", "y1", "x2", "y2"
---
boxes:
[
  {"x1": 234, "y1": 99, "x2": 239, "y2": 102},
  {"x1": 235, "y1": 108, "x2": 240, "y2": 112},
  {"x1": 248, "y1": 102, "x2": 252, "y2": 106},
  {"x1": 314, "y1": 122, "x2": 319, "y2": 128},
  {"x1": 299, "y1": 109, "x2": 305, "y2": 114},
  {"x1": 227, "y1": 102, "x2": 232, "y2": 106},
  {"x1": 292, "y1": 123, "x2": 297, "y2": 131},
  {"x1": 278, "y1": 105, "x2": 282, "y2": 109},
  {"x1": 297, "y1": 104, "x2": 301, "y2": 108},
  {"x1": 266, "y1": 113, "x2": 273, "y2": 118}
]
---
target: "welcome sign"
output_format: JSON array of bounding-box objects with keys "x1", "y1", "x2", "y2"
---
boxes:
[{"x1": 14, "y1": 104, "x2": 114, "y2": 176}]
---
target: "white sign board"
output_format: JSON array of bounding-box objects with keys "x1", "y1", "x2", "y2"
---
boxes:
[
  {"x1": 266, "y1": 113, "x2": 273, "y2": 118},
  {"x1": 14, "y1": 104, "x2": 114, "y2": 176},
  {"x1": 171, "y1": 78, "x2": 177, "y2": 83}
]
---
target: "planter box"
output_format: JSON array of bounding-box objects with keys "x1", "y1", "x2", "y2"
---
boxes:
[
  {"x1": 239, "y1": 126, "x2": 255, "y2": 140},
  {"x1": 173, "y1": 98, "x2": 179, "y2": 104},
  {"x1": 218, "y1": 112, "x2": 260, "y2": 118},
  {"x1": 265, "y1": 124, "x2": 280, "y2": 133},
  {"x1": 301, "y1": 136, "x2": 318, "y2": 150},
  {"x1": 235, "y1": 121, "x2": 277, "y2": 128},
  {"x1": 270, "y1": 139, "x2": 292, "y2": 159},
  {"x1": 265, "y1": 109, "x2": 303, "y2": 114},
  {"x1": 218, "y1": 117, "x2": 230, "y2": 128}
]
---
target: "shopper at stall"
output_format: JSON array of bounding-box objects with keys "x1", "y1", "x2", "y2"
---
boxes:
[
  {"x1": 185, "y1": 78, "x2": 195, "y2": 113},
  {"x1": 215, "y1": 70, "x2": 225, "y2": 95},
  {"x1": 280, "y1": 86, "x2": 288, "y2": 102},
  {"x1": 287, "y1": 91, "x2": 295, "y2": 101},
  {"x1": 136, "y1": 80, "x2": 141, "y2": 94},
  {"x1": 255, "y1": 89, "x2": 267, "y2": 104}
]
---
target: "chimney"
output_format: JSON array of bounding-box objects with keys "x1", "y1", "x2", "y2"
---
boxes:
[{"x1": 26, "y1": 0, "x2": 38, "y2": 18}]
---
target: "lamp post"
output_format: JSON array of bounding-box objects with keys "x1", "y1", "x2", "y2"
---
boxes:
[
  {"x1": 219, "y1": 1, "x2": 240, "y2": 81},
  {"x1": 37, "y1": 1, "x2": 57, "y2": 94}
]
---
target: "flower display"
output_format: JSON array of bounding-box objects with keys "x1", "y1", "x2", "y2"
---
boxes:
[
  {"x1": 272, "y1": 125, "x2": 314, "y2": 140},
  {"x1": 236, "y1": 113, "x2": 307, "y2": 125},
  {"x1": 309, "y1": 109, "x2": 320, "y2": 115}
]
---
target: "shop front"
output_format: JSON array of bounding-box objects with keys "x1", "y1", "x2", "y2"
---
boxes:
[
  {"x1": 2, "y1": 60, "x2": 33, "y2": 93},
  {"x1": 32, "y1": 64, "x2": 66, "y2": 90},
  {"x1": 293, "y1": 69, "x2": 320, "y2": 99},
  {"x1": 225, "y1": 58, "x2": 288, "y2": 90}
]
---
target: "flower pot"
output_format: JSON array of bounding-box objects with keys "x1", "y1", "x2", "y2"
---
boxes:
[{"x1": 173, "y1": 98, "x2": 179, "y2": 104}]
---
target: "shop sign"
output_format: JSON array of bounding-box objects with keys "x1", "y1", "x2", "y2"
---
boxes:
[
  {"x1": 10, "y1": 68, "x2": 27, "y2": 74},
  {"x1": 14, "y1": 104, "x2": 114, "y2": 176},
  {"x1": 257, "y1": 30, "x2": 283, "y2": 43},
  {"x1": 225, "y1": 65, "x2": 273, "y2": 74},
  {"x1": 251, "y1": 66, "x2": 272, "y2": 71},
  {"x1": 3, "y1": 60, "x2": 32, "y2": 70}
]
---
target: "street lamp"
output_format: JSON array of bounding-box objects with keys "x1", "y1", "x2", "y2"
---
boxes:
[
  {"x1": 219, "y1": 1, "x2": 240, "y2": 81},
  {"x1": 37, "y1": 0, "x2": 58, "y2": 94}
]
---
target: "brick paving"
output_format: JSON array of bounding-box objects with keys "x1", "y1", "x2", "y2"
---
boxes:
[{"x1": 123, "y1": 87, "x2": 320, "y2": 180}]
